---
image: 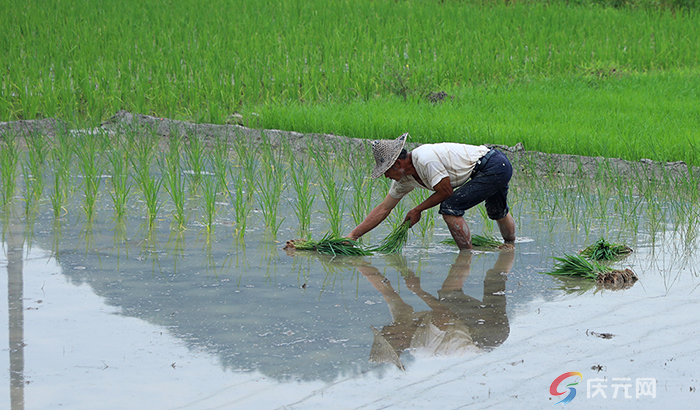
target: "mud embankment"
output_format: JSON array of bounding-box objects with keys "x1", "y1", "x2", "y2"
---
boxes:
[{"x1": 1, "y1": 111, "x2": 696, "y2": 182}]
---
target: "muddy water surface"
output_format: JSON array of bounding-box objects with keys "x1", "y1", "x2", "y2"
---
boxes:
[{"x1": 2, "y1": 164, "x2": 699, "y2": 410}]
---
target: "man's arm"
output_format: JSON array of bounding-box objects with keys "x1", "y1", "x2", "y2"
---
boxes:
[
  {"x1": 348, "y1": 194, "x2": 401, "y2": 240},
  {"x1": 404, "y1": 176, "x2": 453, "y2": 226}
]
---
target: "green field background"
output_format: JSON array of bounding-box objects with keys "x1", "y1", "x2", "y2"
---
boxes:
[{"x1": 2, "y1": 0, "x2": 699, "y2": 164}]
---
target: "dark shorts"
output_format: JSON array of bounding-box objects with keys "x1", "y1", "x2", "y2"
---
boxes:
[{"x1": 438, "y1": 149, "x2": 512, "y2": 220}]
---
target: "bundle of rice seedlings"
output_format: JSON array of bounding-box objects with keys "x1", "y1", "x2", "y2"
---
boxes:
[
  {"x1": 580, "y1": 238, "x2": 633, "y2": 261},
  {"x1": 548, "y1": 254, "x2": 604, "y2": 280},
  {"x1": 546, "y1": 254, "x2": 638, "y2": 288},
  {"x1": 284, "y1": 233, "x2": 373, "y2": 257},
  {"x1": 373, "y1": 221, "x2": 411, "y2": 254},
  {"x1": 440, "y1": 234, "x2": 503, "y2": 248}
]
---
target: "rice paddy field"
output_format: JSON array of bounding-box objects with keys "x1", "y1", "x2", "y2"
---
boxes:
[
  {"x1": 2, "y1": 0, "x2": 700, "y2": 409},
  {"x1": 2, "y1": 0, "x2": 700, "y2": 163}
]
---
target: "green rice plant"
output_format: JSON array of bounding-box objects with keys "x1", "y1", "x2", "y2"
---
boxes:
[
  {"x1": 311, "y1": 148, "x2": 345, "y2": 237},
  {"x1": 184, "y1": 134, "x2": 206, "y2": 190},
  {"x1": 256, "y1": 133, "x2": 287, "y2": 236},
  {"x1": 232, "y1": 133, "x2": 258, "y2": 203},
  {"x1": 106, "y1": 145, "x2": 132, "y2": 221},
  {"x1": 580, "y1": 238, "x2": 633, "y2": 261},
  {"x1": 21, "y1": 155, "x2": 38, "y2": 214},
  {"x1": 74, "y1": 133, "x2": 104, "y2": 221},
  {"x1": 210, "y1": 132, "x2": 232, "y2": 198},
  {"x1": 21, "y1": 131, "x2": 48, "y2": 211},
  {"x1": 290, "y1": 157, "x2": 315, "y2": 236},
  {"x1": 127, "y1": 128, "x2": 159, "y2": 178},
  {"x1": 348, "y1": 164, "x2": 372, "y2": 228},
  {"x1": 374, "y1": 220, "x2": 411, "y2": 254},
  {"x1": 287, "y1": 233, "x2": 373, "y2": 257},
  {"x1": 127, "y1": 129, "x2": 162, "y2": 227},
  {"x1": 257, "y1": 171, "x2": 285, "y2": 236},
  {"x1": 141, "y1": 173, "x2": 163, "y2": 228},
  {"x1": 229, "y1": 164, "x2": 252, "y2": 237},
  {"x1": 49, "y1": 160, "x2": 66, "y2": 219},
  {"x1": 160, "y1": 135, "x2": 188, "y2": 229},
  {"x1": 546, "y1": 254, "x2": 611, "y2": 280},
  {"x1": 476, "y1": 205, "x2": 494, "y2": 235},
  {"x1": 410, "y1": 189, "x2": 435, "y2": 242},
  {"x1": 0, "y1": 133, "x2": 19, "y2": 206},
  {"x1": 548, "y1": 254, "x2": 605, "y2": 280},
  {"x1": 132, "y1": 162, "x2": 162, "y2": 228},
  {"x1": 201, "y1": 175, "x2": 219, "y2": 234}
]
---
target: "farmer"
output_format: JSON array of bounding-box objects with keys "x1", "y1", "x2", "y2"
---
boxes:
[{"x1": 347, "y1": 133, "x2": 515, "y2": 248}]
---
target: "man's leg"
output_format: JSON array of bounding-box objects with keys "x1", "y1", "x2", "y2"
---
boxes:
[
  {"x1": 496, "y1": 213, "x2": 516, "y2": 243},
  {"x1": 443, "y1": 214, "x2": 472, "y2": 249}
]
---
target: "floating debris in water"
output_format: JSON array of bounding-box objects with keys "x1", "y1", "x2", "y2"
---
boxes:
[{"x1": 586, "y1": 329, "x2": 615, "y2": 339}]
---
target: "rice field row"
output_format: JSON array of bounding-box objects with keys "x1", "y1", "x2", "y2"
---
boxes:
[{"x1": 1, "y1": 126, "x2": 699, "y2": 252}]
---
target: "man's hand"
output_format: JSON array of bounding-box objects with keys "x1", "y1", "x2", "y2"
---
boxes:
[{"x1": 405, "y1": 208, "x2": 422, "y2": 227}]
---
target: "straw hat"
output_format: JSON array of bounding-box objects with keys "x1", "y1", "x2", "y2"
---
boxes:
[
  {"x1": 369, "y1": 325, "x2": 405, "y2": 371},
  {"x1": 370, "y1": 133, "x2": 409, "y2": 179}
]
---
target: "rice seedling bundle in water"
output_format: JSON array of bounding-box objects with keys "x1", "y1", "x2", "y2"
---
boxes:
[
  {"x1": 580, "y1": 238, "x2": 633, "y2": 260},
  {"x1": 440, "y1": 234, "x2": 503, "y2": 248},
  {"x1": 546, "y1": 254, "x2": 638, "y2": 288},
  {"x1": 284, "y1": 234, "x2": 373, "y2": 257}
]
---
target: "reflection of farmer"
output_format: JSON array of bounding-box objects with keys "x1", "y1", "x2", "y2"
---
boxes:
[
  {"x1": 347, "y1": 133, "x2": 515, "y2": 249},
  {"x1": 357, "y1": 250, "x2": 514, "y2": 369}
]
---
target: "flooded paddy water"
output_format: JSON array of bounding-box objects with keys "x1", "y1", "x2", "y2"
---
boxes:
[{"x1": 2, "y1": 115, "x2": 700, "y2": 409}]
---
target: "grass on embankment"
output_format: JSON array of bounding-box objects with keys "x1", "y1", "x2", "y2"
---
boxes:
[{"x1": 249, "y1": 70, "x2": 700, "y2": 165}]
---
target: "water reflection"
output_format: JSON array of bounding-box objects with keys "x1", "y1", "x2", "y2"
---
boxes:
[
  {"x1": 352, "y1": 250, "x2": 513, "y2": 370},
  {"x1": 4, "y1": 209, "x2": 25, "y2": 410}
]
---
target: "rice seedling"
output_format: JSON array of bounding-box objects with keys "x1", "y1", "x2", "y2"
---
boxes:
[
  {"x1": 22, "y1": 131, "x2": 48, "y2": 210},
  {"x1": 201, "y1": 175, "x2": 219, "y2": 234},
  {"x1": 410, "y1": 189, "x2": 435, "y2": 242},
  {"x1": 374, "y1": 220, "x2": 411, "y2": 254},
  {"x1": 232, "y1": 133, "x2": 258, "y2": 203},
  {"x1": 229, "y1": 164, "x2": 252, "y2": 238},
  {"x1": 138, "y1": 173, "x2": 163, "y2": 228},
  {"x1": 49, "y1": 161, "x2": 66, "y2": 220},
  {"x1": 210, "y1": 132, "x2": 232, "y2": 198},
  {"x1": 440, "y1": 234, "x2": 503, "y2": 249},
  {"x1": 309, "y1": 145, "x2": 345, "y2": 237},
  {"x1": 106, "y1": 144, "x2": 132, "y2": 221},
  {"x1": 580, "y1": 238, "x2": 633, "y2": 261},
  {"x1": 21, "y1": 155, "x2": 38, "y2": 214},
  {"x1": 74, "y1": 133, "x2": 104, "y2": 221},
  {"x1": 289, "y1": 157, "x2": 315, "y2": 237},
  {"x1": 160, "y1": 134, "x2": 188, "y2": 229},
  {"x1": 548, "y1": 254, "x2": 609, "y2": 281},
  {"x1": 128, "y1": 128, "x2": 162, "y2": 227},
  {"x1": 284, "y1": 233, "x2": 373, "y2": 257},
  {"x1": 0, "y1": 133, "x2": 19, "y2": 206},
  {"x1": 256, "y1": 133, "x2": 287, "y2": 236},
  {"x1": 184, "y1": 134, "x2": 206, "y2": 190},
  {"x1": 545, "y1": 254, "x2": 638, "y2": 288},
  {"x1": 348, "y1": 162, "x2": 372, "y2": 228},
  {"x1": 257, "y1": 172, "x2": 285, "y2": 236}
]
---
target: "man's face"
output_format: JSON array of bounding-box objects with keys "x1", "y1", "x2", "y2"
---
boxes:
[{"x1": 383, "y1": 160, "x2": 404, "y2": 181}]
